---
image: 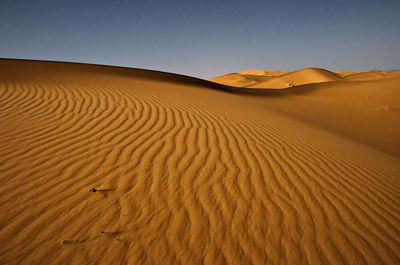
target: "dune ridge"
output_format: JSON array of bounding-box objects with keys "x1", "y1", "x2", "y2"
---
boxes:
[{"x1": 0, "y1": 59, "x2": 399, "y2": 265}]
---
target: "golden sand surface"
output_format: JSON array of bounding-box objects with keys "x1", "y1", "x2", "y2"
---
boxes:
[{"x1": 1, "y1": 59, "x2": 399, "y2": 264}]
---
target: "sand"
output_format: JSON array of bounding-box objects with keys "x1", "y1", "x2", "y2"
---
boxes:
[{"x1": 0, "y1": 59, "x2": 399, "y2": 265}]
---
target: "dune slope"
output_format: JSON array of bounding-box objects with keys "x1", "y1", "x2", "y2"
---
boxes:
[{"x1": 0, "y1": 59, "x2": 399, "y2": 265}]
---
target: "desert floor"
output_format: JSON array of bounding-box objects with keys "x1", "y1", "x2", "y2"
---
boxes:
[{"x1": 0, "y1": 59, "x2": 399, "y2": 264}]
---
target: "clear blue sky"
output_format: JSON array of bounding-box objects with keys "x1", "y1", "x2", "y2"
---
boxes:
[{"x1": 1, "y1": 0, "x2": 399, "y2": 78}]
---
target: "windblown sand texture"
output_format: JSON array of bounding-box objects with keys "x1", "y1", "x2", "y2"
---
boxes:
[{"x1": 0, "y1": 59, "x2": 399, "y2": 265}]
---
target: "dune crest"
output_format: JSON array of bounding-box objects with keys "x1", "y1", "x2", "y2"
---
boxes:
[
  {"x1": 239, "y1": 69, "x2": 289, "y2": 77},
  {"x1": 0, "y1": 59, "x2": 399, "y2": 265}
]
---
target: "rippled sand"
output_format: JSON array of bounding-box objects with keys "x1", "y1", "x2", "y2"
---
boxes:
[{"x1": 1, "y1": 59, "x2": 399, "y2": 265}]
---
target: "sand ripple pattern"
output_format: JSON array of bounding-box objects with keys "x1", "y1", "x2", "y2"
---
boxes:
[{"x1": 0, "y1": 63, "x2": 399, "y2": 265}]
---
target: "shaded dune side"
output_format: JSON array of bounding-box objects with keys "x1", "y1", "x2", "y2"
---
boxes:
[{"x1": 0, "y1": 60, "x2": 399, "y2": 265}]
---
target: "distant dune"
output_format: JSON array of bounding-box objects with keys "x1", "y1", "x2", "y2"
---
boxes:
[
  {"x1": 1, "y1": 59, "x2": 399, "y2": 265},
  {"x1": 211, "y1": 67, "x2": 400, "y2": 88},
  {"x1": 248, "y1": 68, "x2": 344, "y2": 88}
]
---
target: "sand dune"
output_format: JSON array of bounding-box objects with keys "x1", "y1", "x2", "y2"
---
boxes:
[
  {"x1": 0, "y1": 59, "x2": 399, "y2": 265},
  {"x1": 211, "y1": 67, "x2": 400, "y2": 88},
  {"x1": 344, "y1": 71, "x2": 391, "y2": 81},
  {"x1": 248, "y1": 68, "x2": 344, "y2": 88},
  {"x1": 210, "y1": 68, "x2": 345, "y2": 88}
]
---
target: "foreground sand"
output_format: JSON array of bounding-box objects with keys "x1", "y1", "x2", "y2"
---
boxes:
[{"x1": 0, "y1": 59, "x2": 399, "y2": 265}]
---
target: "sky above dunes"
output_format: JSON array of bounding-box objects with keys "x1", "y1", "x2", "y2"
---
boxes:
[{"x1": 1, "y1": 0, "x2": 399, "y2": 78}]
